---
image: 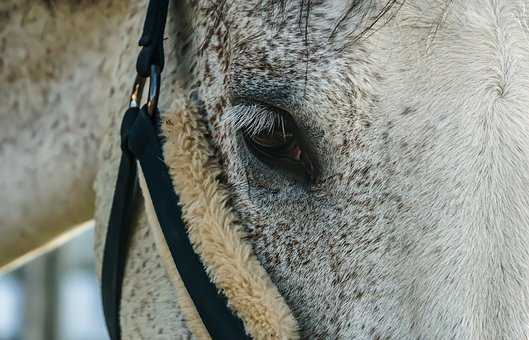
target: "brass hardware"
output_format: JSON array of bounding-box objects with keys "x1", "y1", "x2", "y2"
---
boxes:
[{"x1": 128, "y1": 65, "x2": 160, "y2": 116}]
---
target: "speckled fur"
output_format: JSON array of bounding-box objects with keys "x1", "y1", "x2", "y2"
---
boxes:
[
  {"x1": 4, "y1": 0, "x2": 529, "y2": 339},
  {"x1": 194, "y1": 0, "x2": 529, "y2": 339},
  {"x1": 1, "y1": 0, "x2": 192, "y2": 337},
  {"x1": 93, "y1": 0, "x2": 193, "y2": 338},
  {"x1": 0, "y1": 0, "x2": 121, "y2": 267}
]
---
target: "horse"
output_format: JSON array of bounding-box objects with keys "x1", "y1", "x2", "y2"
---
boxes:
[{"x1": 2, "y1": 0, "x2": 529, "y2": 338}]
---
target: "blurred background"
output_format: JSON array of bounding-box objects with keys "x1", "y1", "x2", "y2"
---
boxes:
[{"x1": 0, "y1": 224, "x2": 108, "y2": 340}]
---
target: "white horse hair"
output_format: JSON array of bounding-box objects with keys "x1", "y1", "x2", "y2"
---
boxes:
[{"x1": 2, "y1": 0, "x2": 529, "y2": 338}]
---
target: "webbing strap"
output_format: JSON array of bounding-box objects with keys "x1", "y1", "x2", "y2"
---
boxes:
[
  {"x1": 137, "y1": 0, "x2": 169, "y2": 76},
  {"x1": 100, "y1": 108, "x2": 140, "y2": 340},
  {"x1": 100, "y1": 1, "x2": 250, "y2": 339},
  {"x1": 101, "y1": 106, "x2": 250, "y2": 340}
]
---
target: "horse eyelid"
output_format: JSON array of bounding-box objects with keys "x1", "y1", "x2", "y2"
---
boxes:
[{"x1": 222, "y1": 102, "x2": 290, "y2": 137}]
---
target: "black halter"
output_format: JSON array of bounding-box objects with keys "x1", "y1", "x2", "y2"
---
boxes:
[{"x1": 100, "y1": 1, "x2": 250, "y2": 339}]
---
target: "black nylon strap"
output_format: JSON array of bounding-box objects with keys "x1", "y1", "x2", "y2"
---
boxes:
[
  {"x1": 102, "y1": 106, "x2": 250, "y2": 339},
  {"x1": 101, "y1": 107, "x2": 141, "y2": 340},
  {"x1": 137, "y1": 0, "x2": 169, "y2": 76},
  {"x1": 100, "y1": 1, "x2": 251, "y2": 338},
  {"x1": 132, "y1": 108, "x2": 249, "y2": 339}
]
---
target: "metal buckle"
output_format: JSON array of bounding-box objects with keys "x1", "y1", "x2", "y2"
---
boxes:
[{"x1": 129, "y1": 64, "x2": 160, "y2": 116}]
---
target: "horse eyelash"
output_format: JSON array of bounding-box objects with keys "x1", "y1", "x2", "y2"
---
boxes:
[{"x1": 221, "y1": 104, "x2": 287, "y2": 137}]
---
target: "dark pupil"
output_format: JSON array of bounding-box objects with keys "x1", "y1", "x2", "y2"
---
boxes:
[{"x1": 252, "y1": 130, "x2": 294, "y2": 150}]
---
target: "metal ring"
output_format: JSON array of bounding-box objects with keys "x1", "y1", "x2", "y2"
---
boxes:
[
  {"x1": 129, "y1": 75, "x2": 147, "y2": 108},
  {"x1": 128, "y1": 65, "x2": 160, "y2": 116},
  {"x1": 146, "y1": 64, "x2": 160, "y2": 116}
]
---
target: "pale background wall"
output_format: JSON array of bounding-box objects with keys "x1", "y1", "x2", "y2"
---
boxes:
[{"x1": 0, "y1": 226, "x2": 108, "y2": 340}]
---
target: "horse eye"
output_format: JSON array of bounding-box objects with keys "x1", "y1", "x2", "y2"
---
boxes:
[
  {"x1": 251, "y1": 130, "x2": 298, "y2": 157},
  {"x1": 243, "y1": 116, "x2": 316, "y2": 182}
]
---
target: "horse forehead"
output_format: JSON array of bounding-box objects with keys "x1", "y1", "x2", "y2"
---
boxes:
[
  {"x1": 225, "y1": 0, "x2": 348, "y2": 29},
  {"x1": 198, "y1": 0, "x2": 394, "y2": 126},
  {"x1": 218, "y1": 0, "x2": 364, "y2": 58},
  {"x1": 199, "y1": 0, "x2": 440, "y2": 94},
  {"x1": 213, "y1": 0, "x2": 442, "y2": 51}
]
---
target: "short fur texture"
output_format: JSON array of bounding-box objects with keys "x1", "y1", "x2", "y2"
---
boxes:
[
  {"x1": 156, "y1": 96, "x2": 299, "y2": 339},
  {"x1": 4, "y1": 0, "x2": 529, "y2": 339},
  {"x1": 139, "y1": 170, "x2": 211, "y2": 339},
  {"x1": 0, "y1": 0, "x2": 115, "y2": 268},
  {"x1": 193, "y1": 0, "x2": 529, "y2": 338}
]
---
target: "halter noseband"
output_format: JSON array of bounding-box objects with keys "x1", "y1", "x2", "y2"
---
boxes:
[{"x1": 100, "y1": 1, "x2": 250, "y2": 339}]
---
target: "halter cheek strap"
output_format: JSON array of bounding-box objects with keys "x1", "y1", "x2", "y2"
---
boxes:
[{"x1": 100, "y1": 1, "x2": 250, "y2": 339}]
